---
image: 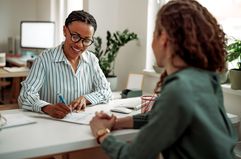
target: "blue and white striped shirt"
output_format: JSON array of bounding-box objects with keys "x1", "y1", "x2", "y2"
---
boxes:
[{"x1": 18, "y1": 44, "x2": 112, "y2": 112}]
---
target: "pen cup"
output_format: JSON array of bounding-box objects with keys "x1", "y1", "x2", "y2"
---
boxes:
[{"x1": 141, "y1": 95, "x2": 156, "y2": 113}]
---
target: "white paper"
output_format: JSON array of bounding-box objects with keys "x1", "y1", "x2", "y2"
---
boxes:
[
  {"x1": 2, "y1": 113, "x2": 36, "y2": 128},
  {"x1": 60, "y1": 112, "x2": 95, "y2": 125}
]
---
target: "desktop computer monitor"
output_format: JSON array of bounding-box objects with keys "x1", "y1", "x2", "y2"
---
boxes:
[{"x1": 20, "y1": 21, "x2": 55, "y2": 49}]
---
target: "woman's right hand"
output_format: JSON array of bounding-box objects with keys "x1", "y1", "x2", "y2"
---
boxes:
[
  {"x1": 42, "y1": 103, "x2": 71, "y2": 119},
  {"x1": 95, "y1": 111, "x2": 113, "y2": 120},
  {"x1": 96, "y1": 111, "x2": 134, "y2": 130}
]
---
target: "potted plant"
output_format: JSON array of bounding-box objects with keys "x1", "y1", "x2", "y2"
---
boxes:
[
  {"x1": 227, "y1": 39, "x2": 241, "y2": 89},
  {"x1": 91, "y1": 29, "x2": 138, "y2": 90}
]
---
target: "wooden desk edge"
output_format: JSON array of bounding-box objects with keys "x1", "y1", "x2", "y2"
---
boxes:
[{"x1": 0, "y1": 103, "x2": 19, "y2": 110}]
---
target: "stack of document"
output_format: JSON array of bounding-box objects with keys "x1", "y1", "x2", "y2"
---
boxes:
[{"x1": 3, "y1": 67, "x2": 29, "y2": 72}]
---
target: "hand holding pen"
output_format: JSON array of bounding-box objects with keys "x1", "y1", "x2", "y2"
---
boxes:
[
  {"x1": 41, "y1": 103, "x2": 71, "y2": 119},
  {"x1": 58, "y1": 93, "x2": 73, "y2": 115}
]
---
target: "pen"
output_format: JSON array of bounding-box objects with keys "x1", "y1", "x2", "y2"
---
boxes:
[{"x1": 58, "y1": 93, "x2": 72, "y2": 115}]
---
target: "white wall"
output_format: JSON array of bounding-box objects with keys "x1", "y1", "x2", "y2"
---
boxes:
[
  {"x1": 36, "y1": 0, "x2": 51, "y2": 21},
  {"x1": 87, "y1": 0, "x2": 148, "y2": 90},
  {"x1": 0, "y1": 0, "x2": 51, "y2": 53}
]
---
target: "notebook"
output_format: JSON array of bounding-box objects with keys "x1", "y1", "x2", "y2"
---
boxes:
[{"x1": 1, "y1": 113, "x2": 36, "y2": 129}]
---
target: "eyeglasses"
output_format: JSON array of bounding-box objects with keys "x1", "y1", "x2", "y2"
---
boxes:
[{"x1": 66, "y1": 26, "x2": 94, "y2": 47}]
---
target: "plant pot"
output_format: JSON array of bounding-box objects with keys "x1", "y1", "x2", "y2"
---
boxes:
[
  {"x1": 106, "y1": 76, "x2": 118, "y2": 91},
  {"x1": 229, "y1": 69, "x2": 241, "y2": 90}
]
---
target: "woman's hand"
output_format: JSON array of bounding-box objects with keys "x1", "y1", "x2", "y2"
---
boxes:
[
  {"x1": 90, "y1": 112, "x2": 116, "y2": 137},
  {"x1": 95, "y1": 110, "x2": 113, "y2": 120},
  {"x1": 69, "y1": 96, "x2": 90, "y2": 112},
  {"x1": 93, "y1": 111, "x2": 134, "y2": 130},
  {"x1": 42, "y1": 103, "x2": 71, "y2": 119}
]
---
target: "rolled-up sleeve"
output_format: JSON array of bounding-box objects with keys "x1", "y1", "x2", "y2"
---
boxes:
[
  {"x1": 18, "y1": 57, "x2": 50, "y2": 112},
  {"x1": 84, "y1": 54, "x2": 112, "y2": 104}
]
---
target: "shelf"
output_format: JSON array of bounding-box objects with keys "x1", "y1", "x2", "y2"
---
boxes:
[
  {"x1": 222, "y1": 83, "x2": 241, "y2": 96},
  {"x1": 143, "y1": 70, "x2": 241, "y2": 97}
]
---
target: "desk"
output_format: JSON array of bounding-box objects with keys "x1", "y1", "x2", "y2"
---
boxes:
[
  {"x1": 0, "y1": 97, "x2": 141, "y2": 159},
  {"x1": 6, "y1": 57, "x2": 27, "y2": 67},
  {"x1": 0, "y1": 68, "x2": 28, "y2": 78},
  {"x1": 0, "y1": 68, "x2": 29, "y2": 104}
]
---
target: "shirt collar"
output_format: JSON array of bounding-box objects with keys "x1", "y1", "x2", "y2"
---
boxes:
[
  {"x1": 52, "y1": 43, "x2": 66, "y2": 63},
  {"x1": 81, "y1": 51, "x2": 89, "y2": 63},
  {"x1": 53, "y1": 42, "x2": 90, "y2": 64}
]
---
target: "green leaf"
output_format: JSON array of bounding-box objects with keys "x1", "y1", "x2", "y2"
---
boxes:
[
  {"x1": 91, "y1": 29, "x2": 138, "y2": 76},
  {"x1": 226, "y1": 39, "x2": 241, "y2": 68}
]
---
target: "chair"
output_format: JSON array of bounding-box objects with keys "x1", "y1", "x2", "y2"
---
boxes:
[
  {"x1": 120, "y1": 73, "x2": 144, "y2": 99},
  {"x1": 234, "y1": 141, "x2": 241, "y2": 159},
  {"x1": 126, "y1": 73, "x2": 144, "y2": 90},
  {"x1": 112, "y1": 73, "x2": 144, "y2": 100},
  {"x1": 0, "y1": 80, "x2": 11, "y2": 103}
]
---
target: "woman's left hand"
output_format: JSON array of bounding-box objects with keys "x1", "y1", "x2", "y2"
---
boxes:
[
  {"x1": 69, "y1": 96, "x2": 89, "y2": 112},
  {"x1": 90, "y1": 112, "x2": 116, "y2": 137}
]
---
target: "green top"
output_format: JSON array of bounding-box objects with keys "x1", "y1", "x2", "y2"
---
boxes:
[{"x1": 101, "y1": 67, "x2": 237, "y2": 159}]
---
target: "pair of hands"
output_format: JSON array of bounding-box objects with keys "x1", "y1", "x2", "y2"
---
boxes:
[
  {"x1": 90, "y1": 111, "x2": 117, "y2": 138},
  {"x1": 42, "y1": 96, "x2": 89, "y2": 119}
]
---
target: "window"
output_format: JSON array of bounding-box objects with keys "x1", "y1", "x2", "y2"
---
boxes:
[
  {"x1": 145, "y1": 0, "x2": 163, "y2": 71},
  {"x1": 146, "y1": 0, "x2": 241, "y2": 71},
  {"x1": 51, "y1": 0, "x2": 83, "y2": 44},
  {"x1": 199, "y1": 0, "x2": 241, "y2": 69},
  {"x1": 198, "y1": 0, "x2": 241, "y2": 40}
]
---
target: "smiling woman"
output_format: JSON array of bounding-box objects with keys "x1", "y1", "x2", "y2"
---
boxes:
[
  {"x1": 63, "y1": 21, "x2": 95, "y2": 70},
  {"x1": 18, "y1": 10, "x2": 112, "y2": 119}
]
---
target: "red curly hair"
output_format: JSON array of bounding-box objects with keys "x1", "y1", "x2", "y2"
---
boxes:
[{"x1": 154, "y1": 0, "x2": 227, "y2": 94}]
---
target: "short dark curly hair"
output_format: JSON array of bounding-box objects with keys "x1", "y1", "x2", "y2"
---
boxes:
[
  {"x1": 65, "y1": 10, "x2": 97, "y2": 32},
  {"x1": 155, "y1": 0, "x2": 227, "y2": 72}
]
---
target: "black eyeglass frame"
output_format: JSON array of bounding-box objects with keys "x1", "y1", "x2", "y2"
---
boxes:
[{"x1": 66, "y1": 26, "x2": 94, "y2": 47}]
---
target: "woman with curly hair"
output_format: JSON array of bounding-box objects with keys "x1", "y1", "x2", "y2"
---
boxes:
[{"x1": 90, "y1": 0, "x2": 237, "y2": 158}]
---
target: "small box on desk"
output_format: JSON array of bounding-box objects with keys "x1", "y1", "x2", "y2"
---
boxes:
[{"x1": 121, "y1": 89, "x2": 142, "y2": 98}]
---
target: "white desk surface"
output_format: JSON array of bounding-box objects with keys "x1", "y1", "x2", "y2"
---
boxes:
[{"x1": 0, "y1": 97, "x2": 141, "y2": 159}]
